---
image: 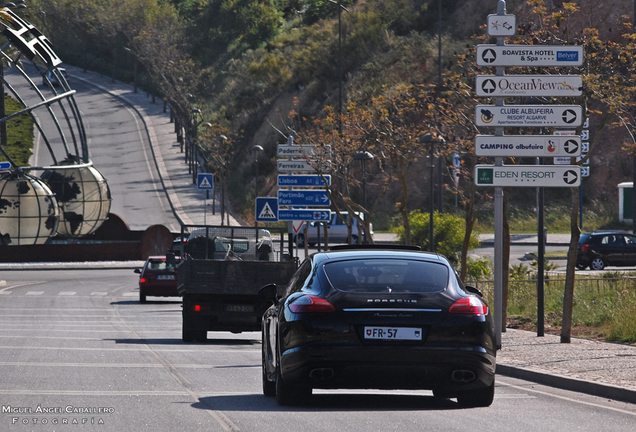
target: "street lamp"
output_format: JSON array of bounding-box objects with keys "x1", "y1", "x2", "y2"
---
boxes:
[
  {"x1": 190, "y1": 108, "x2": 203, "y2": 184},
  {"x1": 251, "y1": 145, "x2": 264, "y2": 227},
  {"x1": 328, "y1": 0, "x2": 349, "y2": 134},
  {"x1": 354, "y1": 150, "x2": 374, "y2": 243},
  {"x1": 419, "y1": 133, "x2": 446, "y2": 252}
]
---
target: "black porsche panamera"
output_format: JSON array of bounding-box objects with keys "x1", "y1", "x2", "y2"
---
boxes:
[{"x1": 258, "y1": 246, "x2": 496, "y2": 407}]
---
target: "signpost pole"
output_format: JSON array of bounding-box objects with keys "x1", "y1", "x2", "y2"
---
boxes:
[
  {"x1": 493, "y1": 0, "x2": 507, "y2": 350},
  {"x1": 537, "y1": 157, "x2": 545, "y2": 337}
]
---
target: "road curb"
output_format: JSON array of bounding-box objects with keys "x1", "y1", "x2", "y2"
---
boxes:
[{"x1": 497, "y1": 364, "x2": 636, "y2": 404}]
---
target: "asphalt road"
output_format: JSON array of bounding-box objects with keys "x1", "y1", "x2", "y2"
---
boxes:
[
  {"x1": 1, "y1": 268, "x2": 635, "y2": 432},
  {"x1": 5, "y1": 67, "x2": 180, "y2": 232},
  {"x1": 3, "y1": 66, "x2": 636, "y2": 430}
]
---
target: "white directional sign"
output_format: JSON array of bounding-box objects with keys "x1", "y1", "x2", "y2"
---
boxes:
[
  {"x1": 475, "y1": 135, "x2": 581, "y2": 157},
  {"x1": 277, "y1": 145, "x2": 331, "y2": 157},
  {"x1": 475, "y1": 75, "x2": 582, "y2": 97},
  {"x1": 475, "y1": 165, "x2": 581, "y2": 187},
  {"x1": 477, "y1": 45, "x2": 584, "y2": 67},
  {"x1": 487, "y1": 14, "x2": 516, "y2": 37},
  {"x1": 475, "y1": 105, "x2": 583, "y2": 128},
  {"x1": 277, "y1": 160, "x2": 330, "y2": 172}
]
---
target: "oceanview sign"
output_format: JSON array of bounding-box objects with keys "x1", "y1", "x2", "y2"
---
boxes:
[
  {"x1": 475, "y1": 105, "x2": 582, "y2": 127},
  {"x1": 476, "y1": 45, "x2": 583, "y2": 67},
  {"x1": 475, "y1": 75, "x2": 582, "y2": 97}
]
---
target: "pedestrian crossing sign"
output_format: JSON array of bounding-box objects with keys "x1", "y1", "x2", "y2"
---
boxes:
[
  {"x1": 197, "y1": 173, "x2": 214, "y2": 190},
  {"x1": 256, "y1": 197, "x2": 278, "y2": 222}
]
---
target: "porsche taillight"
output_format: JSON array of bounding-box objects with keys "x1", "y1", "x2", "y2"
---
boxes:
[
  {"x1": 288, "y1": 295, "x2": 335, "y2": 313},
  {"x1": 449, "y1": 296, "x2": 488, "y2": 316}
]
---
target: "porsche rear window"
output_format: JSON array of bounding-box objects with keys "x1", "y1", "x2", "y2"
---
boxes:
[{"x1": 324, "y1": 259, "x2": 448, "y2": 293}]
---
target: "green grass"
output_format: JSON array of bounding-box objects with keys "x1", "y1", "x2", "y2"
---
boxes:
[
  {"x1": 470, "y1": 273, "x2": 636, "y2": 343},
  {"x1": 474, "y1": 204, "x2": 624, "y2": 234},
  {"x1": 1, "y1": 95, "x2": 34, "y2": 167}
]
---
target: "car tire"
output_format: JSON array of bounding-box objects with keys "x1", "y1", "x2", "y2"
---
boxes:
[
  {"x1": 275, "y1": 366, "x2": 311, "y2": 406},
  {"x1": 590, "y1": 257, "x2": 606, "y2": 271},
  {"x1": 139, "y1": 292, "x2": 146, "y2": 303},
  {"x1": 351, "y1": 235, "x2": 359, "y2": 245},
  {"x1": 575, "y1": 263, "x2": 587, "y2": 270},
  {"x1": 456, "y1": 380, "x2": 495, "y2": 408},
  {"x1": 295, "y1": 234, "x2": 306, "y2": 247},
  {"x1": 262, "y1": 330, "x2": 276, "y2": 397},
  {"x1": 262, "y1": 360, "x2": 276, "y2": 397}
]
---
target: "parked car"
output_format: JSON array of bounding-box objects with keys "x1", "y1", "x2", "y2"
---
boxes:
[
  {"x1": 294, "y1": 211, "x2": 373, "y2": 246},
  {"x1": 134, "y1": 256, "x2": 181, "y2": 303},
  {"x1": 42, "y1": 67, "x2": 67, "y2": 87},
  {"x1": 577, "y1": 231, "x2": 636, "y2": 270},
  {"x1": 258, "y1": 245, "x2": 496, "y2": 407}
]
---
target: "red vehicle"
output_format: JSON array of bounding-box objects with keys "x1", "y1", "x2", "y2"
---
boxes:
[{"x1": 135, "y1": 256, "x2": 180, "y2": 303}]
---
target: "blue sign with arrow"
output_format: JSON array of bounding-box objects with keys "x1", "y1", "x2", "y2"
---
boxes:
[
  {"x1": 279, "y1": 210, "x2": 330, "y2": 221},
  {"x1": 278, "y1": 190, "x2": 330, "y2": 206},
  {"x1": 278, "y1": 175, "x2": 331, "y2": 187},
  {"x1": 0, "y1": 162, "x2": 11, "y2": 170}
]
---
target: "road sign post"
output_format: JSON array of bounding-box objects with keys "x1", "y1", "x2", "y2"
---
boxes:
[
  {"x1": 278, "y1": 209, "x2": 330, "y2": 221},
  {"x1": 475, "y1": 105, "x2": 583, "y2": 128},
  {"x1": 476, "y1": 44, "x2": 583, "y2": 67},
  {"x1": 475, "y1": 75, "x2": 582, "y2": 97},
  {"x1": 278, "y1": 190, "x2": 331, "y2": 206},
  {"x1": 255, "y1": 197, "x2": 279, "y2": 223},
  {"x1": 475, "y1": 135, "x2": 581, "y2": 157},
  {"x1": 197, "y1": 173, "x2": 215, "y2": 224},
  {"x1": 475, "y1": 165, "x2": 581, "y2": 187}
]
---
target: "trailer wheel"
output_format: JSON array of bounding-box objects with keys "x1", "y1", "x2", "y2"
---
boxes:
[{"x1": 182, "y1": 314, "x2": 207, "y2": 342}]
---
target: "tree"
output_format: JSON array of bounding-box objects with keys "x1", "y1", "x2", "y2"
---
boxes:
[{"x1": 490, "y1": 1, "x2": 636, "y2": 342}]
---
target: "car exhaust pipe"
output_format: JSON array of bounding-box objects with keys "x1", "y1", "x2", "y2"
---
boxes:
[
  {"x1": 309, "y1": 368, "x2": 334, "y2": 381},
  {"x1": 451, "y1": 370, "x2": 476, "y2": 383}
]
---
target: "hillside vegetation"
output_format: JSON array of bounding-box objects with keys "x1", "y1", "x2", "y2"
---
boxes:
[{"x1": 22, "y1": 0, "x2": 636, "y2": 230}]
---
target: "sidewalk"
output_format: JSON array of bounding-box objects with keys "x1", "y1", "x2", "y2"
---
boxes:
[{"x1": 59, "y1": 69, "x2": 636, "y2": 405}]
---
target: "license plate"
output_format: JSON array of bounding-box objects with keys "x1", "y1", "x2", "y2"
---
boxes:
[
  {"x1": 157, "y1": 275, "x2": 175, "y2": 280},
  {"x1": 364, "y1": 326, "x2": 422, "y2": 340},
  {"x1": 225, "y1": 305, "x2": 254, "y2": 313}
]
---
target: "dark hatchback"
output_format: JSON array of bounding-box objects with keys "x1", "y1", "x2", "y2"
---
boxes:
[
  {"x1": 135, "y1": 256, "x2": 181, "y2": 303},
  {"x1": 577, "y1": 231, "x2": 636, "y2": 270},
  {"x1": 259, "y1": 246, "x2": 496, "y2": 407}
]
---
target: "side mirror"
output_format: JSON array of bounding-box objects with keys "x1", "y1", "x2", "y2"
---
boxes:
[
  {"x1": 258, "y1": 283, "x2": 278, "y2": 303},
  {"x1": 464, "y1": 285, "x2": 483, "y2": 297}
]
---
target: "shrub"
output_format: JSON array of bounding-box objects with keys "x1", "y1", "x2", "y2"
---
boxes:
[{"x1": 396, "y1": 210, "x2": 480, "y2": 265}]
